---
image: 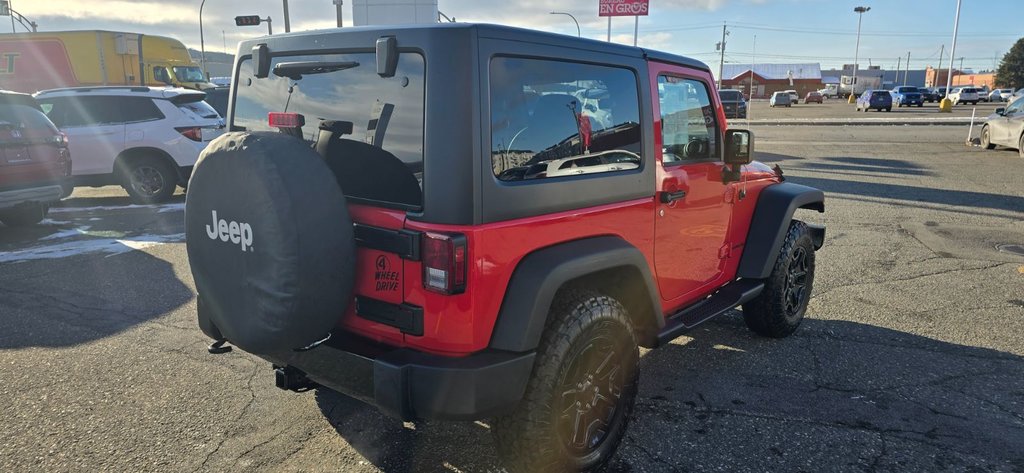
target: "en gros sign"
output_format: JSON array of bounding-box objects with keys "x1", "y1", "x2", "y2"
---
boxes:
[{"x1": 599, "y1": 0, "x2": 649, "y2": 17}]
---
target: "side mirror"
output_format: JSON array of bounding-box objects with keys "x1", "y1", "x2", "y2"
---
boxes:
[
  {"x1": 995, "y1": 108, "x2": 1005, "y2": 116},
  {"x1": 724, "y1": 129, "x2": 754, "y2": 165}
]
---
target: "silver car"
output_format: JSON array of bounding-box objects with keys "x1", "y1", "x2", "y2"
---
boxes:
[{"x1": 980, "y1": 96, "x2": 1024, "y2": 157}]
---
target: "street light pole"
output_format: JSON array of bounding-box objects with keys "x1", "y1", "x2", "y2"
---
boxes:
[
  {"x1": 199, "y1": 0, "x2": 207, "y2": 79},
  {"x1": 940, "y1": 0, "x2": 962, "y2": 112},
  {"x1": 334, "y1": 0, "x2": 344, "y2": 27},
  {"x1": 850, "y1": 6, "x2": 870, "y2": 102},
  {"x1": 549, "y1": 12, "x2": 580, "y2": 37}
]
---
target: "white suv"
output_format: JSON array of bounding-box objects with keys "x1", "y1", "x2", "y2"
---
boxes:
[
  {"x1": 34, "y1": 87, "x2": 224, "y2": 203},
  {"x1": 948, "y1": 87, "x2": 980, "y2": 105}
]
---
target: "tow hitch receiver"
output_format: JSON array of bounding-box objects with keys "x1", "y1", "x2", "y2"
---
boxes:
[{"x1": 274, "y1": 365, "x2": 317, "y2": 392}]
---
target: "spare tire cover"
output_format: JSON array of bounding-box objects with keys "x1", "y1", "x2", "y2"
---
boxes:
[{"x1": 186, "y1": 132, "x2": 355, "y2": 354}]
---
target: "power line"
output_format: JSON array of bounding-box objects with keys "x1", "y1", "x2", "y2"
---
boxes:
[{"x1": 725, "y1": 22, "x2": 1018, "y2": 38}]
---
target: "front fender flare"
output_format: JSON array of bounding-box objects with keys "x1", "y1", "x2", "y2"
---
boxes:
[{"x1": 737, "y1": 182, "x2": 825, "y2": 280}]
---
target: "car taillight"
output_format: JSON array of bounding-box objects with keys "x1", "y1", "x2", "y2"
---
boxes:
[
  {"x1": 176, "y1": 126, "x2": 202, "y2": 142},
  {"x1": 422, "y1": 232, "x2": 467, "y2": 294},
  {"x1": 268, "y1": 112, "x2": 305, "y2": 129}
]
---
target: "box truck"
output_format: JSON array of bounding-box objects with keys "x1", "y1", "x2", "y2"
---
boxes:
[{"x1": 0, "y1": 30, "x2": 216, "y2": 93}]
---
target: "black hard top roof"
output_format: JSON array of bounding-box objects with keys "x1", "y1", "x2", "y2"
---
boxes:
[{"x1": 241, "y1": 23, "x2": 710, "y2": 73}]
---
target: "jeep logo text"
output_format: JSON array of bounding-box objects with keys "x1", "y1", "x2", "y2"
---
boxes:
[{"x1": 205, "y1": 210, "x2": 253, "y2": 252}]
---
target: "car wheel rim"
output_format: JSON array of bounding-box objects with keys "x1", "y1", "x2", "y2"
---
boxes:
[
  {"x1": 131, "y1": 166, "x2": 165, "y2": 197},
  {"x1": 784, "y1": 246, "x2": 809, "y2": 318},
  {"x1": 557, "y1": 331, "x2": 627, "y2": 456}
]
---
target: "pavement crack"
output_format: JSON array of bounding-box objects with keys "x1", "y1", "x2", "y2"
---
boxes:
[
  {"x1": 866, "y1": 433, "x2": 888, "y2": 473},
  {"x1": 625, "y1": 435, "x2": 684, "y2": 473},
  {"x1": 812, "y1": 262, "x2": 1008, "y2": 299},
  {"x1": 193, "y1": 363, "x2": 261, "y2": 473}
]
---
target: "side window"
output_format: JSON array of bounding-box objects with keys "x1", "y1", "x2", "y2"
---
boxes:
[
  {"x1": 490, "y1": 57, "x2": 642, "y2": 182},
  {"x1": 1007, "y1": 98, "x2": 1023, "y2": 114},
  {"x1": 657, "y1": 76, "x2": 718, "y2": 164},
  {"x1": 121, "y1": 97, "x2": 164, "y2": 123},
  {"x1": 153, "y1": 66, "x2": 172, "y2": 84}
]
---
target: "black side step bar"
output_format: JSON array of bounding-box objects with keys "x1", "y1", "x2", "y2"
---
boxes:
[{"x1": 655, "y1": 279, "x2": 765, "y2": 346}]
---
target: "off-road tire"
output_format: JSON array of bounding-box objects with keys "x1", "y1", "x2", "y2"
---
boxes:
[
  {"x1": 981, "y1": 126, "x2": 995, "y2": 149},
  {"x1": 492, "y1": 290, "x2": 639, "y2": 473},
  {"x1": 0, "y1": 202, "x2": 47, "y2": 227},
  {"x1": 122, "y1": 156, "x2": 177, "y2": 204},
  {"x1": 742, "y1": 220, "x2": 815, "y2": 338}
]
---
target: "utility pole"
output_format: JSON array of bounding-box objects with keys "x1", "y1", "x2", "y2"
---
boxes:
[
  {"x1": 334, "y1": 0, "x2": 344, "y2": 27},
  {"x1": 904, "y1": 51, "x2": 910, "y2": 86},
  {"x1": 895, "y1": 56, "x2": 901, "y2": 86},
  {"x1": 283, "y1": 0, "x2": 290, "y2": 32},
  {"x1": 222, "y1": 30, "x2": 226, "y2": 53},
  {"x1": 716, "y1": 22, "x2": 729, "y2": 90},
  {"x1": 199, "y1": 0, "x2": 208, "y2": 79},
  {"x1": 936, "y1": 44, "x2": 945, "y2": 89},
  {"x1": 959, "y1": 56, "x2": 964, "y2": 74}
]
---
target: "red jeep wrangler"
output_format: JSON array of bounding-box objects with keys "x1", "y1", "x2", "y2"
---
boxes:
[{"x1": 186, "y1": 24, "x2": 824, "y2": 472}]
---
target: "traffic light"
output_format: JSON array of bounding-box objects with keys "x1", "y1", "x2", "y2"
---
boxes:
[{"x1": 235, "y1": 15, "x2": 262, "y2": 26}]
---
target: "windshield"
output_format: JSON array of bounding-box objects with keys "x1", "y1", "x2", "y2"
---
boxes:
[
  {"x1": 234, "y1": 52, "x2": 425, "y2": 207},
  {"x1": 173, "y1": 66, "x2": 206, "y2": 83}
]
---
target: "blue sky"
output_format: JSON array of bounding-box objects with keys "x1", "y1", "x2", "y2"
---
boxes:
[{"x1": 11, "y1": 0, "x2": 1019, "y2": 72}]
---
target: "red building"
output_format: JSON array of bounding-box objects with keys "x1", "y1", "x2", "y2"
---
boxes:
[{"x1": 719, "y1": 63, "x2": 823, "y2": 99}]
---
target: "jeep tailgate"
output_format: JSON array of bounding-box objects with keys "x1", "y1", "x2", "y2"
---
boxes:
[{"x1": 341, "y1": 204, "x2": 416, "y2": 346}]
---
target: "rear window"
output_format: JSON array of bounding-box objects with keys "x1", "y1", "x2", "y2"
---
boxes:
[
  {"x1": 233, "y1": 52, "x2": 425, "y2": 208},
  {"x1": 178, "y1": 99, "x2": 220, "y2": 120},
  {"x1": 718, "y1": 90, "x2": 743, "y2": 101},
  {"x1": 962, "y1": 88, "x2": 977, "y2": 93},
  {"x1": 0, "y1": 102, "x2": 58, "y2": 132},
  {"x1": 871, "y1": 91, "x2": 889, "y2": 98}
]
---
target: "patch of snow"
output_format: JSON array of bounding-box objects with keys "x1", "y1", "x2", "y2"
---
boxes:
[{"x1": 0, "y1": 233, "x2": 186, "y2": 263}]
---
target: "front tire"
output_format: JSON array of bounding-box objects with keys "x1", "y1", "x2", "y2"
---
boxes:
[
  {"x1": 981, "y1": 126, "x2": 995, "y2": 149},
  {"x1": 1018, "y1": 134, "x2": 1024, "y2": 159},
  {"x1": 122, "y1": 156, "x2": 177, "y2": 204},
  {"x1": 742, "y1": 221, "x2": 816, "y2": 338},
  {"x1": 492, "y1": 291, "x2": 639, "y2": 473}
]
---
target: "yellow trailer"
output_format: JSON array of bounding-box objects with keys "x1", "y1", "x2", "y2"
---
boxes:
[{"x1": 0, "y1": 30, "x2": 216, "y2": 93}]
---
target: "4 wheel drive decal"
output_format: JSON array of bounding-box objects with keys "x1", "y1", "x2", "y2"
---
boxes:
[
  {"x1": 374, "y1": 254, "x2": 399, "y2": 292},
  {"x1": 205, "y1": 210, "x2": 253, "y2": 252}
]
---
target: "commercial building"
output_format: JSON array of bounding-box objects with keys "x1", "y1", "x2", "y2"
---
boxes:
[{"x1": 719, "y1": 63, "x2": 822, "y2": 99}]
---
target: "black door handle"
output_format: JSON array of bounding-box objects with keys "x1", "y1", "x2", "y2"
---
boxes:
[{"x1": 660, "y1": 190, "x2": 686, "y2": 203}]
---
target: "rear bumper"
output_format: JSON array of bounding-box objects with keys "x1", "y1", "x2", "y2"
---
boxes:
[
  {"x1": 260, "y1": 332, "x2": 535, "y2": 422},
  {"x1": 0, "y1": 184, "x2": 63, "y2": 210}
]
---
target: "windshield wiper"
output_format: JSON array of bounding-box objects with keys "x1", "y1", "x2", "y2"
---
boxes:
[{"x1": 272, "y1": 61, "x2": 360, "y2": 80}]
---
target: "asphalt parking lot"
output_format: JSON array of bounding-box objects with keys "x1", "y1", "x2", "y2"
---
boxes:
[{"x1": 1, "y1": 124, "x2": 1023, "y2": 472}]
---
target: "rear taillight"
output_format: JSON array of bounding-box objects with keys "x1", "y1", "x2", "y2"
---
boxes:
[
  {"x1": 268, "y1": 112, "x2": 305, "y2": 129},
  {"x1": 46, "y1": 131, "x2": 69, "y2": 147},
  {"x1": 422, "y1": 232, "x2": 467, "y2": 294},
  {"x1": 176, "y1": 126, "x2": 202, "y2": 142}
]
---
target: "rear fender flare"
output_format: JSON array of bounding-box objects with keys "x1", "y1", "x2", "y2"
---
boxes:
[
  {"x1": 737, "y1": 182, "x2": 825, "y2": 280},
  {"x1": 489, "y1": 236, "x2": 663, "y2": 352}
]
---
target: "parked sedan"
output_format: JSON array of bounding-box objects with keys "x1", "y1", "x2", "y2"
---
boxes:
[
  {"x1": 782, "y1": 89, "x2": 799, "y2": 105},
  {"x1": 990, "y1": 89, "x2": 1014, "y2": 102},
  {"x1": 769, "y1": 91, "x2": 792, "y2": 108},
  {"x1": 855, "y1": 89, "x2": 892, "y2": 112},
  {"x1": 980, "y1": 96, "x2": 1024, "y2": 157},
  {"x1": 804, "y1": 91, "x2": 823, "y2": 104}
]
